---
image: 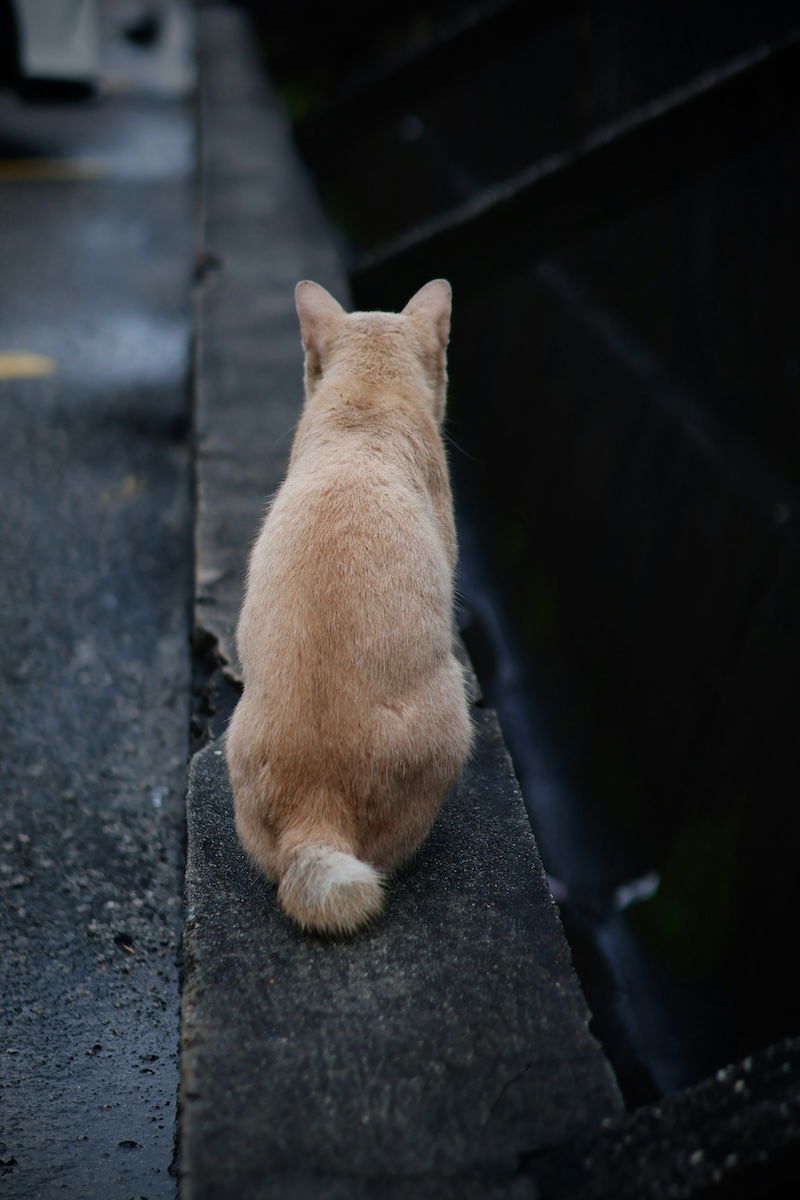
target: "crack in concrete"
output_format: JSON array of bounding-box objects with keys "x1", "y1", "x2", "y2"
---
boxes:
[{"x1": 190, "y1": 624, "x2": 241, "y2": 752}]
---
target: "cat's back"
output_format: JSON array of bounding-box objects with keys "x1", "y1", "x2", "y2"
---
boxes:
[
  {"x1": 241, "y1": 425, "x2": 453, "y2": 671},
  {"x1": 272, "y1": 417, "x2": 445, "y2": 559}
]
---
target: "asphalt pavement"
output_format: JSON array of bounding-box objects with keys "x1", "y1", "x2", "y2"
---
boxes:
[{"x1": 0, "y1": 4, "x2": 194, "y2": 1197}]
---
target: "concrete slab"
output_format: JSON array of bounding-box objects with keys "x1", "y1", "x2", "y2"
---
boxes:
[
  {"x1": 192, "y1": 6, "x2": 346, "y2": 681},
  {"x1": 182, "y1": 6, "x2": 621, "y2": 1197},
  {"x1": 182, "y1": 714, "x2": 620, "y2": 1199}
]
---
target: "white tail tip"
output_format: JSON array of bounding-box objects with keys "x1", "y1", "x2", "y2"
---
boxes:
[{"x1": 277, "y1": 843, "x2": 384, "y2": 936}]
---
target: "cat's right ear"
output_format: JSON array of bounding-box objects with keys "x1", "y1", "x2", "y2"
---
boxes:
[
  {"x1": 402, "y1": 279, "x2": 451, "y2": 350},
  {"x1": 295, "y1": 281, "x2": 345, "y2": 354}
]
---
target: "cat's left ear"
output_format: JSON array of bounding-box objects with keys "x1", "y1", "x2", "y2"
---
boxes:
[
  {"x1": 402, "y1": 279, "x2": 451, "y2": 350},
  {"x1": 295, "y1": 280, "x2": 346, "y2": 352}
]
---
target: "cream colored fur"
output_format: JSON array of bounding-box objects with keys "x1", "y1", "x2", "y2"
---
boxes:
[{"x1": 225, "y1": 279, "x2": 472, "y2": 935}]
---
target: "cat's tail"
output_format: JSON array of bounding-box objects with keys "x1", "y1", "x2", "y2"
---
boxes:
[{"x1": 276, "y1": 837, "x2": 385, "y2": 936}]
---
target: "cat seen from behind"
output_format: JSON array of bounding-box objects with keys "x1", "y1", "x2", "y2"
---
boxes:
[{"x1": 225, "y1": 279, "x2": 472, "y2": 936}]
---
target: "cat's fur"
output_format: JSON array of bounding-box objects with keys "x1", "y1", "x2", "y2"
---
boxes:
[{"x1": 225, "y1": 279, "x2": 472, "y2": 935}]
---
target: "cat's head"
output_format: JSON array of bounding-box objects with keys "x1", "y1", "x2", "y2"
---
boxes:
[{"x1": 294, "y1": 280, "x2": 451, "y2": 424}]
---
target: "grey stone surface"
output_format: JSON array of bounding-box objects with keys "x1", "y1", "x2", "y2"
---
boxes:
[
  {"x1": 182, "y1": 7, "x2": 621, "y2": 1198},
  {"x1": 193, "y1": 6, "x2": 347, "y2": 679},
  {"x1": 182, "y1": 713, "x2": 620, "y2": 1199}
]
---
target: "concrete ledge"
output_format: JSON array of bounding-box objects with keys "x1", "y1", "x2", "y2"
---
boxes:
[
  {"x1": 192, "y1": 5, "x2": 347, "y2": 678},
  {"x1": 181, "y1": 6, "x2": 621, "y2": 1197},
  {"x1": 182, "y1": 710, "x2": 620, "y2": 1198}
]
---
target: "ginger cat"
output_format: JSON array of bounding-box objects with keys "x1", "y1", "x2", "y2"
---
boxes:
[{"x1": 225, "y1": 279, "x2": 472, "y2": 935}]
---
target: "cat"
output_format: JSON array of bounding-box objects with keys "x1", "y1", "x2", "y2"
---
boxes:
[{"x1": 225, "y1": 279, "x2": 472, "y2": 935}]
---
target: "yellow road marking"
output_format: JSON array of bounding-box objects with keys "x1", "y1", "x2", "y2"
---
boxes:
[
  {"x1": 122, "y1": 474, "x2": 144, "y2": 498},
  {"x1": 0, "y1": 158, "x2": 103, "y2": 182},
  {"x1": 98, "y1": 475, "x2": 146, "y2": 506},
  {"x1": 0, "y1": 351, "x2": 56, "y2": 379}
]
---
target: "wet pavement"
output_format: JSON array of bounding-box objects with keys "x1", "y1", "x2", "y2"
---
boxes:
[
  {"x1": 0, "y1": 3, "x2": 194, "y2": 1197},
  {"x1": 7, "y1": 5, "x2": 796, "y2": 1199}
]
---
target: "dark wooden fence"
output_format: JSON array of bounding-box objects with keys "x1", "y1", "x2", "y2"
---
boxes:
[{"x1": 248, "y1": 0, "x2": 800, "y2": 1104}]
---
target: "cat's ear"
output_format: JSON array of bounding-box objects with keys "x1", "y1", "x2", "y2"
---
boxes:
[
  {"x1": 295, "y1": 281, "x2": 346, "y2": 352},
  {"x1": 402, "y1": 279, "x2": 451, "y2": 349}
]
